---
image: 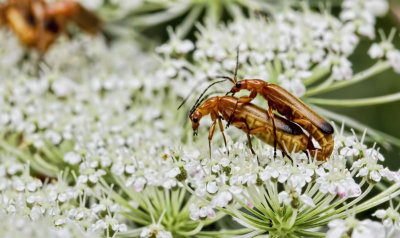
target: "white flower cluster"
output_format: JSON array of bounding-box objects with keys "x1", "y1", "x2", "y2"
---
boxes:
[
  {"x1": 157, "y1": 0, "x2": 389, "y2": 98},
  {"x1": 368, "y1": 30, "x2": 400, "y2": 74},
  {"x1": 340, "y1": 0, "x2": 388, "y2": 38},
  {"x1": 0, "y1": 211, "x2": 100, "y2": 238},
  {"x1": 0, "y1": 32, "x2": 183, "y2": 163},
  {"x1": 327, "y1": 217, "x2": 386, "y2": 238},
  {"x1": 0, "y1": 28, "x2": 220, "y2": 236},
  {"x1": 0, "y1": 31, "x2": 201, "y2": 236},
  {"x1": 0, "y1": 153, "x2": 127, "y2": 236},
  {"x1": 327, "y1": 205, "x2": 400, "y2": 238},
  {"x1": 179, "y1": 131, "x2": 400, "y2": 235},
  {"x1": 374, "y1": 206, "x2": 400, "y2": 236}
]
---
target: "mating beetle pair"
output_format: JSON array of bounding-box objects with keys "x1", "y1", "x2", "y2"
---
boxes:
[{"x1": 188, "y1": 52, "x2": 334, "y2": 161}]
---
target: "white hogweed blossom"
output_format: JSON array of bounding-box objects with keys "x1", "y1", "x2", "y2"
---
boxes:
[
  {"x1": 64, "y1": 152, "x2": 81, "y2": 165},
  {"x1": 189, "y1": 203, "x2": 216, "y2": 221},
  {"x1": 387, "y1": 50, "x2": 400, "y2": 74},
  {"x1": 367, "y1": 30, "x2": 400, "y2": 74},
  {"x1": 181, "y1": 130, "x2": 400, "y2": 237},
  {"x1": 373, "y1": 206, "x2": 400, "y2": 236},
  {"x1": 327, "y1": 217, "x2": 385, "y2": 238},
  {"x1": 158, "y1": 7, "x2": 371, "y2": 97}
]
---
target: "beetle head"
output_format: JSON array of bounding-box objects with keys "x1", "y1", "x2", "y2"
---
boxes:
[
  {"x1": 190, "y1": 110, "x2": 203, "y2": 136},
  {"x1": 229, "y1": 80, "x2": 247, "y2": 95}
]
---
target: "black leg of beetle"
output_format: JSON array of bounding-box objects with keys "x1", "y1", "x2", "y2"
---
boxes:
[
  {"x1": 284, "y1": 151, "x2": 293, "y2": 161},
  {"x1": 217, "y1": 117, "x2": 229, "y2": 155},
  {"x1": 208, "y1": 121, "x2": 217, "y2": 158},
  {"x1": 268, "y1": 109, "x2": 277, "y2": 159},
  {"x1": 243, "y1": 121, "x2": 256, "y2": 155},
  {"x1": 227, "y1": 100, "x2": 239, "y2": 128},
  {"x1": 243, "y1": 120, "x2": 260, "y2": 163}
]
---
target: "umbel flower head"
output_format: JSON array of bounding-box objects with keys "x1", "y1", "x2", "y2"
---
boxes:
[{"x1": 177, "y1": 127, "x2": 400, "y2": 237}]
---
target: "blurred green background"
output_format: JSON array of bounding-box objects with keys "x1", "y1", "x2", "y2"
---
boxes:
[{"x1": 323, "y1": 0, "x2": 400, "y2": 169}]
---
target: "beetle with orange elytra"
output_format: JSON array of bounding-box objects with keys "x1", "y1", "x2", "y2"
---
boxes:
[
  {"x1": 189, "y1": 95, "x2": 321, "y2": 159},
  {"x1": 219, "y1": 51, "x2": 334, "y2": 161},
  {"x1": 0, "y1": 0, "x2": 102, "y2": 54}
]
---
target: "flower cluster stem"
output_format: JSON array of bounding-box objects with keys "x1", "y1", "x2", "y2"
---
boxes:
[
  {"x1": 305, "y1": 61, "x2": 391, "y2": 96},
  {"x1": 305, "y1": 92, "x2": 400, "y2": 107}
]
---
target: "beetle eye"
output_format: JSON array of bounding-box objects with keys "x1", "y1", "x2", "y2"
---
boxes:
[
  {"x1": 235, "y1": 82, "x2": 241, "y2": 88},
  {"x1": 193, "y1": 117, "x2": 198, "y2": 123}
]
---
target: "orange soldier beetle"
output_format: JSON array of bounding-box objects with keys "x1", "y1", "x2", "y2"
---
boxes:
[
  {"x1": 220, "y1": 51, "x2": 334, "y2": 161},
  {"x1": 189, "y1": 95, "x2": 322, "y2": 159},
  {"x1": 0, "y1": 0, "x2": 102, "y2": 53}
]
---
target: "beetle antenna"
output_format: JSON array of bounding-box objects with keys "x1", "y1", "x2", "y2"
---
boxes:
[
  {"x1": 189, "y1": 79, "x2": 227, "y2": 115},
  {"x1": 234, "y1": 47, "x2": 239, "y2": 83},
  {"x1": 178, "y1": 76, "x2": 230, "y2": 110},
  {"x1": 189, "y1": 90, "x2": 225, "y2": 116},
  {"x1": 177, "y1": 79, "x2": 208, "y2": 110},
  {"x1": 215, "y1": 75, "x2": 235, "y2": 84}
]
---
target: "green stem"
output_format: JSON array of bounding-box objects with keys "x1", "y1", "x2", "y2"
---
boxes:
[
  {"x1": 305, "y1": 92, "x2": 400, "y2": 107},
  {"x1": 375, "y1": 182, "x2": 400, "y2": 203},
  {"x1": 115, "y1": 228, "x2": 143, "y2": 238},
  {"x1": 296, "y1": 194, "x2": 338, "y2": 225},
  {"x1": 32, "y1": 154, "x2": 59, "y2": 176},
  {"x1": 233, "y1": 193, "x2": 267, "y2": 221},
  {"x1": 205, "y1": 0, "x2": 222, "y2": 24},
  {"x1": 120, "y1": 212, "x2": 150, "y2": 226},
  {"x1": 176, "y1": 222, "x2": 203, "y2": 236},
  {"x1": 304, "y1": 184, "x2": 374, "y2": 227},
  {"x1": 224, "y1": 1, "x2": 244, "y2": 19},
  {"x1": 197, "y1": 228, "x2": 253, "y2": 237},
  {"x1": 0, "y1": 138, "x2": 59, "y2": 176},
  {"x1": 129, "y1": 3, "x2": 191, "y2": 27},
  {"x1": 238, "y1": 0, "x2": 276, "y2": 13},
  {"x1": 203, "y1": 211, "x2": 226, "y2": 226},
  {"x1": 355, "y1": 183, "x2": 400, "y2": 213},
  {"x1": 176, "y1": 5, "x2": 203, "y2": 39},
  {"x1": 305, "y1": 61, "x2": 391, "y2": 96},
  {"x1": 294, "y1": 229, "x2": 326, "y2": 237}
]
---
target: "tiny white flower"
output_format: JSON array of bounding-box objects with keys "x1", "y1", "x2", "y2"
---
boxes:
[
  {"x1": 300, "y1": 194, "x2": 315, "y2": 208},
  {"x1": 368, "y1": 43, "x2": 384, "y2": 59},
  {"x1": 373, "y1": 209, "x2": 387, "y2": 219},
  {"x1": 51, "y1": 77, "x2": 76, "y2": 97},
  {"x1": 211, "y1": 191, "x2": 232, "y2": 207},
  {"x1": 134, "y1": 177, "x2": 146, "y2": 192},
  {"x1": 387, "y1": 50, "x2": 400, "y2": 74},
  {"x1": 206, "y1": 181, "x2": 218, "y2": 194},
  {"x1": 64, "y1": 152, "x2": 81, "y2": 165},
  {"x1": 166, "y1": 167, "x2": 180, "y2": 178},
  {"x1": 176, "y1": 40, "x2": 194, "y2": 53}
]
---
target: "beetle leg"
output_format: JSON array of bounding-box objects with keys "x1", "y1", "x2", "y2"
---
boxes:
[
  {"x1": 247, "y1": 126, "x2": 290, "y2": 160},
  {"x1": 230, "y1": 120, "x2": 256, "y2": 155},
  {"x1": 217, "y1": 115, "x2": 229, "y2": 155},
  {"x1": 227, "y1": 91, "x2": 257, "y2": 127},
  {"x1": 267, "y1": 107, "x2": 277, "y2": 159},
  {"x1": 292, "y1": 118, "x2": 332, "y2": 161},
  {"x1": 208, "y1": 120, "x2": 217, "y2": 158}
]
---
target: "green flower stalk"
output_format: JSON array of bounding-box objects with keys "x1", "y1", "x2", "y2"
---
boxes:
[{"x1": 86, "y1": 0, "x2": 284, "y2": 38}]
